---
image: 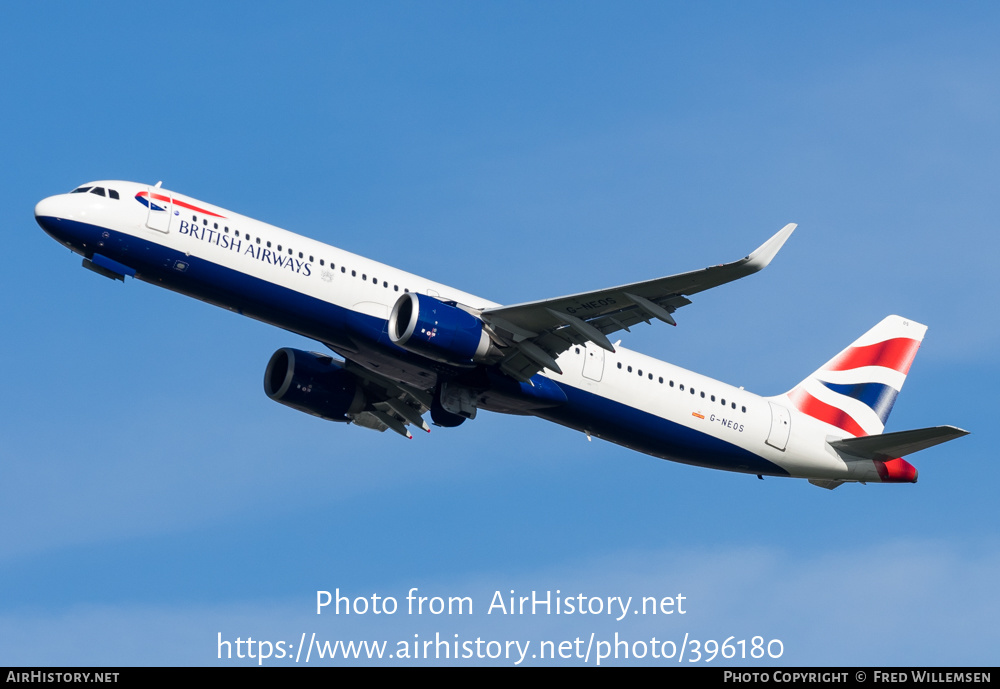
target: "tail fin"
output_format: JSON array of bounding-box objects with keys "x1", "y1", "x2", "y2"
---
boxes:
[{"x1": 785, "y1": 315, "x2": 926, "y2": 437}]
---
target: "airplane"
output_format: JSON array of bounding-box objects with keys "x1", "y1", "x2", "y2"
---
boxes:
[{"x1": 34, "y1": 180, "x2": 968, "y2": 489}]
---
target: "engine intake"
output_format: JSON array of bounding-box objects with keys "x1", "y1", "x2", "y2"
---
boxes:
[
  {"x1": 389, "y1": 292, "x2": 495, "y2": 365},
  {"x1": 264, "y1": 348, "x2": 365, "y2": 422}
]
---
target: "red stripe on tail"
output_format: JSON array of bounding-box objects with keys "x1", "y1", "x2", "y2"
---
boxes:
[
  {"x1": 788, "y1": 389, "x2": 867, "y2": 437},
  {"x1": 824, "y1": 338, "x2": 921, "y2": 374}
]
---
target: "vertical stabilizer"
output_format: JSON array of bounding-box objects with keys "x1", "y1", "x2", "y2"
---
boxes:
[{"x1": 784, "y1": 315, "x2": 926, "y2": 437}]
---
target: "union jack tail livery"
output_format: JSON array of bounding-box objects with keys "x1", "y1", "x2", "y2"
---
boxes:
[{"x1": 786, "y1": 315, "x2": 924, "y2": 438}]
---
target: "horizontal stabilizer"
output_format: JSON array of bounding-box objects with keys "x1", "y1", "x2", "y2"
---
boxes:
[{"x1": 829, "y1": 425, "x2": 969, "y2": 460}]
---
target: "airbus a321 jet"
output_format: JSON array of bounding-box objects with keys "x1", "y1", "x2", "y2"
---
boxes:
[{"x1": 35, "y1": 181, "x2": 968, "y2": 488}]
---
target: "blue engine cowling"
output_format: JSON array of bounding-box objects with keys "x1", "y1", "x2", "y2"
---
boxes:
[
  {"x1": 264, "y1": 348, "x2": 365, "y2": 422},
  {"x1": 388, "y1": 292, "x2": 494, "y2": 365}
]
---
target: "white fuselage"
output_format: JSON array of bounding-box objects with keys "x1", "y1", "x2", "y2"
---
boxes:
[{"x1": 34, "y1": 180, "x2": 905, "y2": 484}]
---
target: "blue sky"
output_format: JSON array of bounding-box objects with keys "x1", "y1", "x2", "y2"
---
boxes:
[{"x1": 2, "y1": 2, "x2": 997, "y2": 666}]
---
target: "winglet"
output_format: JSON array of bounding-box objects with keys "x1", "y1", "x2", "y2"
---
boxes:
[{"x1": 744, "y1": 223, "x2": 797, "y2": 272}]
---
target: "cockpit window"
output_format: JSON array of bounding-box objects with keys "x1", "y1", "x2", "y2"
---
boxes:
[
  {"x1": 90, "y1": 187, "x2": 106, "y2": 197},
  {"x1": 109, "y1": 189, "x2": 120, "y2": 200},
  {"x1": 71, "y1": 186, "x2": 92, "y2": 194}
]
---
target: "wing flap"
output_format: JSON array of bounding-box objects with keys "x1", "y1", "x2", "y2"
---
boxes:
[{"x1": 338, "y1": 358, "x2": 433, "y2": 438}]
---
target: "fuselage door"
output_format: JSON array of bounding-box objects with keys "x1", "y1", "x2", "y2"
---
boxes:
[
  {"x1": 582, "y1": 342, "x2": 605, "y2": 382},
  {"x1": 766, "y1": 401, "x2": 791, "y2": 451},
  {"x1": 144, "y1": 187, "x2": 173, "y2": 233}
]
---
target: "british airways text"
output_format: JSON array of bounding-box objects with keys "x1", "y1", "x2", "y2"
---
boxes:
[{"x1": 178, "y1": 220, "x2": 312, "y2": 276}]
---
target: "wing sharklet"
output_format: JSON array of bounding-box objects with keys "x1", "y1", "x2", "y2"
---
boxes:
[{"x1": 743, "y1": 223, "x2": 797, "y2": 272}]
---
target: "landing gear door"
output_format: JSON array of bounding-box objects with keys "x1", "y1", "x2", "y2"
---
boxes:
[
  {"x1": 766, "y1": 401, "x2": 791, "y2": 451},
  {"x1": 144, "y1": 187, "x2": 173, "y2": 233},
  {"x1": 582, "y1": 342, "x2": 605, "y2": 382}
]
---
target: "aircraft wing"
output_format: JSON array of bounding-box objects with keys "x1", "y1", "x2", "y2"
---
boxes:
[
  {"x1": 341, "y1": 358, "x2": 433, "y2": 438},
  {"x1": 480, "y1": 223, "x2": 797, "y2": 382}
]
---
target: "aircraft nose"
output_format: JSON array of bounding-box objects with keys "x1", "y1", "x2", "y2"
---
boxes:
[
  {"x1": 34, "y1": 195, "x2": 61, "y2": 222},
  {"x1": 34, "y1": 194, "x2": 77, "y2": 245}
]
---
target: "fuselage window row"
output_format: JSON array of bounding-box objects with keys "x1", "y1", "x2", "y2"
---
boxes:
[
  {"x1": 615, "y1": 360, "x2": 745, "y2": 412},
  {"x1": 187, "y1": 214, "x2": 411, "y2": 294}
]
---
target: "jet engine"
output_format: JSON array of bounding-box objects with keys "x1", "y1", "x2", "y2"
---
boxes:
[
  {"x1": 388, "y1": 292, "x2": 497, "y2": 366},
  {"x1": 264, "y1": 348, "x2": 365, "y2": 422}
]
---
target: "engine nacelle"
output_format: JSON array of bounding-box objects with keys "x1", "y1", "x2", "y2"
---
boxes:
[
  {"x1": 264, "y1": 348, "x2": 365, "y2": 422},
  {"x1": 388, "y1": 292, "x2": 494, "y2": 366}
]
